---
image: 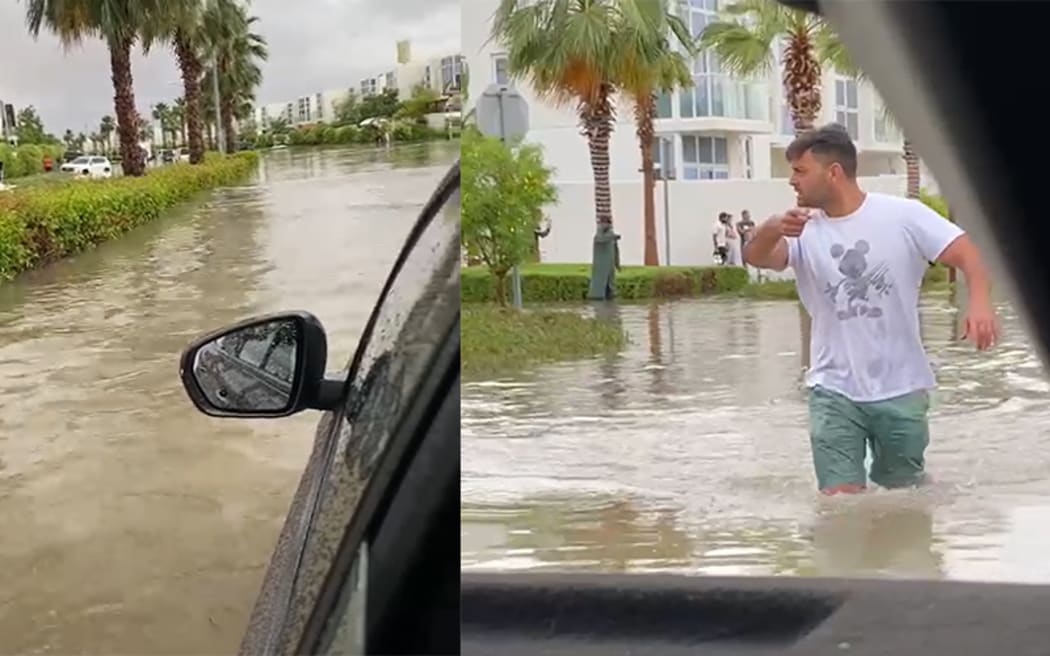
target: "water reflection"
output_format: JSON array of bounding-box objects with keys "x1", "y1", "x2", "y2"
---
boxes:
[{"x1": 462, "y1": 294, "x2": 1050, "y2": 583}]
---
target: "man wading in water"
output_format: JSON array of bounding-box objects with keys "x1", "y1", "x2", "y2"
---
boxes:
[{"x1": 743, "y1": 124, "x2": 1000, "y2": 495}]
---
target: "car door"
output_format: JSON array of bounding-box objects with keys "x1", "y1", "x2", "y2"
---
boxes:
[{"x1": 237, "y1": 162, "x2": 460, "y2": 656}]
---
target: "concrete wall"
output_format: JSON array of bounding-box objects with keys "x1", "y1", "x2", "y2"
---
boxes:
[{"x1": 537, "y1": 175, "x2": 908, "y2": 267}]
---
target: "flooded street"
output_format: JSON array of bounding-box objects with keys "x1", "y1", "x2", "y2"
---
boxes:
[
  {"x1": 0, "y1": 141, "x2": 457, "y2": 654},
  {"x1": 462, "y1": 294, "x2": 1050, "y2": 584}
]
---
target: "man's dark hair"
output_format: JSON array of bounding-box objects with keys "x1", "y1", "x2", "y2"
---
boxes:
[
  {"x1": 785, "y1": 123, "x2": 858, "y2": 178},
  {"x1": 718, "y1": 211, "x2": 729, "y2": 220}
]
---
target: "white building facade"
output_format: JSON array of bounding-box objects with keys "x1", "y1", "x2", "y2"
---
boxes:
[
  {"x1": 253, "y1": 40, "x2": 466, "y2": 130},
  {"x1": 359, "y1": 41, "x2": 466, "y2": 99},
  {"x1": 464, "y1": 0, "x2": 938, "y2": 266}
]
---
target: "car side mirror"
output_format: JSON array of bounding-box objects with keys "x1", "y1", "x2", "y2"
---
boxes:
[{"x1": 179, "y1": 311, "x2": 344, "y2": 418}]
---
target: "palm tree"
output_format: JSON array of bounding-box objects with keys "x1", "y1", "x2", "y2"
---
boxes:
[
  {"x1": 492, "y1": 0, "x2": 624, "y2": 234},
  {"x1": 699, "y1": 0, "x2": 858, "y2": 136},
  {"x1": 25, "y1": 0, "x2": 164, "y2": 176},
  {"x1": 876, "y1": 104, "x2": 920, "y2": 199},
  {"x1": 100, "y1": 115, "x2": 116, "y2": 155},
  {"x1": 171, "y1": 96, "x2": 187, "y2": 146},
  {"x1": 137, "y1": 114, "x2": 153, "y2": 142},
  {"x1": 616, "y1": 0, "x2": 695, "y2": 266},
  {"x1": 205, "y1": 4, "x2": 267, "y2": 153},
  {"x1": 143, "y1": 0, "x2": 209, "y2": 162},
  {"x1": 152, "y1": 102, "x2": 170, "y2": 147}
]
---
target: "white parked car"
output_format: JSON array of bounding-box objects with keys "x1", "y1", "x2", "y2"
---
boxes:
[{"x1": 60, "y1": 156, "x2": 113, "y2": 179}]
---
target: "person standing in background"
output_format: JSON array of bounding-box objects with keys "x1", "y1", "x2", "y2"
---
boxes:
[
  {"x1": 712, "y1": 212, "x2": 731, "y2": 264},
  {"x1": 737, "y1": 210, "x2": 756, "y2": 245},
  {"x1": 725, "y1": 213, "x2": 742, "y2": 265},
  {"x1": 737, "y1": 209, "x2": 757, "y2": 277}
]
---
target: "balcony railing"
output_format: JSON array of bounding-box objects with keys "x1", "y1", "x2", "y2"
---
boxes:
[{"x1": 658, "y1": 75, "x2": 769, "y2": 122}]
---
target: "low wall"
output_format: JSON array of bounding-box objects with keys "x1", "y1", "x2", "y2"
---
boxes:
[{"x1": 538, "y1": 175, "x2": 908, "y2": 269}]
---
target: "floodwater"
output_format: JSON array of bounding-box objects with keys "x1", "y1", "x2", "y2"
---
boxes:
[
  {"x1": 462, "y1": 294, "x2": 1050, "y2": 584},
  {"x1": 0, "y1": 141, "x2": 458, "y2": 654}
]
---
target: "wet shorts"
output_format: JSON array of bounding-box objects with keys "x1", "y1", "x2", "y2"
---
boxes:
[{"x1": 808, "y1": 385, "x2": 930, "y2": 492}]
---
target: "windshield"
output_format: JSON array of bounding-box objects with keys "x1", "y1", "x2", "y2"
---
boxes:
[{"x1": 71, "y1": 157, "x2": 89, "y2": 164}]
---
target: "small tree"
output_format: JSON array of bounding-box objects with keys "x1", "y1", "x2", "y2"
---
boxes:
[{"x1": 461, "y1": 129, "x2": 557, "y2": 307}]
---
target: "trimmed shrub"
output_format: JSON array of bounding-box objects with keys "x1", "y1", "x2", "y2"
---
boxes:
[
  {"x1": 0, "y1": 143, "x2": 66, "y2": 179},
  {"x1": 0, "y1": 152, "x2": 258, "y2": 279},
  {"x1": 461, "y1": 263, "x2": 750, "y2": 303}
]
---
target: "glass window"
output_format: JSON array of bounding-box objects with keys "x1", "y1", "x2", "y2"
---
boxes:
[
  {"x1": 682, "y1": 135, "x2": 730, "y2": 179},
  {"x1": 655, "y1": 92, "x2": 672, "y2": 119},
  {"x1": 834, "y1": 77, "x2": 859, "y2": 140},
  {"x1": 679, "y1": 89, "x2": 696, "y2": 119},
  {"x1": 493, "y1": 55, "x2": 509, "y2": 85}
]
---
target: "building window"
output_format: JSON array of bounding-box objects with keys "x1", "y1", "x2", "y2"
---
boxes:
[
  {"x1": 744, "y1": 136, "x2": 753, "y2": 179},
  {"x1": 834, "y1": 77, "x2": 859, "y2": 140},
  {"x1": 773, "y1": 39, "x2": 794, "y2": 135},
  {"x1": 385, "y1": 71, "x2": 396, "y2": 90},
  {"x1": 441, "y1": 55, "x2": 465, "y2": 91},
  {"x1": 655, "y1": 92, "x2": 672, "y2": 119},
  {"x1": 424, "y1": 65, "x2": 432, "y2": 89},
  {"x1": 873, "y1": 98, "x2": 896, "y2": 143},
  {"x1": 681, "y1": 0, "x2": 726, "y2": 119},
  {"x1": 492, "y1": 54, "x2": 509, "y2": 85},
  {"x1": 651, "y1": 137, "x2": 675, "y2": 179},
  {"x1": 316, "y1": 93, "x2": 324, "y2": 120},
  {"x1": 681, "y1": 134, "x2": 729, "y2": 179}
]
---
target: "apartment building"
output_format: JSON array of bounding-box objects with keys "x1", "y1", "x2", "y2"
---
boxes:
[
  {"x1": 253, "y1": 87, "x2": 353, "y2": 129},
  {"x1": 359, "y1": 41, "x2": 466, "y2": 99},
  {"x1": 465, "y1": 0, "x2": 931, "y2": 185}
]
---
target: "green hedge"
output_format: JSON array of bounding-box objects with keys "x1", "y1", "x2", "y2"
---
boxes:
[
  {"x1": 462, "y1": 263, "x2": 750, "y2": 303},
  {"x1": 0, "y1": 152, "x2": 258, "y2": 279},
  {"x1": 463, "y1": 262, "x2": 951, "y2": 304},
  {"x1": 0, "y1": 143, "x2": 67, "y2": 179}
]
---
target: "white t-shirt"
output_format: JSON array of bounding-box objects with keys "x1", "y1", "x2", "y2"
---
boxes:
[
  {"x1": 787, "y1": 192, "x2": 964, "y2": 402},
  {"x1": 713, "y1": 221, "x2": 730, "y2": 248}
]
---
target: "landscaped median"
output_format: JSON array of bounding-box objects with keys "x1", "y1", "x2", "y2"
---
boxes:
[
  {"x1": 462, "y1": 262, "x2": 954, "y2": 304},
  {"x1": 462, "y1": 263, "x2": 752, "y2": 303},
  {"x1": 462, "y1": 305, "x2": 627, "y2": 378},
  {"x1": 0, "y1": 152, "x2": 258, "y2": 279}
]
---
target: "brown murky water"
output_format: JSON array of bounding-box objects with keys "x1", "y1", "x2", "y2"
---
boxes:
[
  {"x1": 0, "y1": 141, "x2": 458, "y2": 654},
  {"x1": 462, "y1": 294, "x2": 1050, "y2": 583}
]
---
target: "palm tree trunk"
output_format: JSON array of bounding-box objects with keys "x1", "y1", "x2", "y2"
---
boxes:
[
  {"x1": 580, "y1": 84, "x2": 616, "y2": 227},
  {"x1": 784, "y1": 33, "x2": 823, "y2": 137},
  {"x1": 174, "y1": 29, "x2": 206, "y2": 165},
  {"x1": 222, "y1": 97, "x2": 237, "y2": 154},
  {"x1": 109, "y1": 37, "x2": 145, "y2": 177},
  {"x1": 903, "y1": 138, "x2": 920, "y2": 199},
  {"x1": 635, "y1": 94, "x2": 659, "y2": 266}
]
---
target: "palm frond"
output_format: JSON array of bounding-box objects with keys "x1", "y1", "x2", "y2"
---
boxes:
[{"x1": 813, "y1": 20, "x2": 862, "y2": 79}]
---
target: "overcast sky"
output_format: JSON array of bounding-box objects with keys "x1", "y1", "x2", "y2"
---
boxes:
[{"x1": 0, "y1": 0, "x2": 460, "y2": 135}]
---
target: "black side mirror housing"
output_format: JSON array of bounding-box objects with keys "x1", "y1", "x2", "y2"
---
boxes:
[{"x1": 179, "y1": 310, "x2": 344, "y2": 418}]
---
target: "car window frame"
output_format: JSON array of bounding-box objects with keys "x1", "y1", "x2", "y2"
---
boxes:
[{"x1": 262, "y1": 161, "x2": 461, "y2": 654}]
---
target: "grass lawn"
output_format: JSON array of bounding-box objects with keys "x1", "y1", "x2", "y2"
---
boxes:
[{"x1": 462, "y1": 305, "x2": 627, "y2": 379}]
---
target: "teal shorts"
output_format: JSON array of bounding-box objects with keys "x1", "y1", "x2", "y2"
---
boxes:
[{"x1": 808, "y1": 385, "x2": 931, "y2": 492}]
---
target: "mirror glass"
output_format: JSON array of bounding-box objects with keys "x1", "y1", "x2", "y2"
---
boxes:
[{"x1": 191, "y1": 318, "x2": 302, "y2": 412}]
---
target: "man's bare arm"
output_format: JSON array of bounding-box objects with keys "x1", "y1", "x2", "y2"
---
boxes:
[
  {"x1": 936, "y1": 234, "x2": 992, "y2": 306},
  {"x1": 743, "y1": 218, "x2": 790, "y2": 270}
]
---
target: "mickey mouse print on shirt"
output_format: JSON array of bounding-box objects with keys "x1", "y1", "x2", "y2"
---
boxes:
[{"x1": 822, "y1": 239, "x2": 893, "y2": 320}]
